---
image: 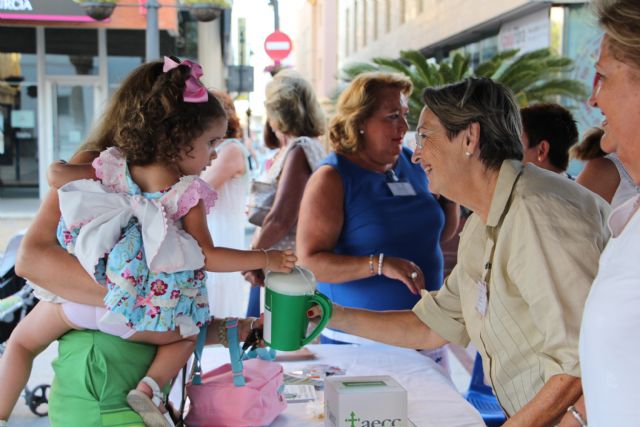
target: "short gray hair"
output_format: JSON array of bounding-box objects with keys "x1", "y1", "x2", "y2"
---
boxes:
[{"x1": 422, "y1": 78, "x2": 523, "y2": 170}]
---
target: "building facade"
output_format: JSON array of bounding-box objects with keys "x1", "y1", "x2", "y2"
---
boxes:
[
  {"x1": 335, "y1": 1, "x2": 602, "y2": 146},
  {"x1": 0, "y1": 0, "x2": 230, "y2": 199},
  {"x1": 296, "y1": 0, "x2": 339, "y2": 105}
]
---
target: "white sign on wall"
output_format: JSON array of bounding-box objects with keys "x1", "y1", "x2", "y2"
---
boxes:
[
  {"x1": 10, "y1": 109, "x2": 35, "y2": 128},
  {"x1": 498, "y1": 8, "x2": 551, "y2": 54},
  {"x1": 0, "y1": 0, "x2": 33, "y2": 11}
]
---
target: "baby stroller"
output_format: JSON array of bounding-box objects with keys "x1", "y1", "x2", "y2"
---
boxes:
[{"x1": 0, "y1": 231, "x2": 50, "y2": 417}]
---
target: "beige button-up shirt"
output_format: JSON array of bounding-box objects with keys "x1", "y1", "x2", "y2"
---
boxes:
[{"x1": 413, "y1": 160, "x2": 610, "y2": 416}]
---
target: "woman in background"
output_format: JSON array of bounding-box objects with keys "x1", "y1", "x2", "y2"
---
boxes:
[
  {"x1": 243, "y1": 70, "x2": 326, "y2": 317},
  {"x1": 573, "y1": 127, "x2": 638, "y2": 208},
  {"x1": 201, "y1": 91, "x2": 252, "y2": 317}
]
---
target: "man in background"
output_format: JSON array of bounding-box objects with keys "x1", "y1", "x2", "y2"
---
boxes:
[{"x1": 520, "y1": 103, "x2": 579, "y2": 178}]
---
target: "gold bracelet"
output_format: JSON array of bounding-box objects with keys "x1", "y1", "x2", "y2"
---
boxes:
[
  {"x1": 217, "y1": 317, "x2": 229, "y2": 347},
  {"x1": 368, "y1": 254, "x2": 375, "y2": 275}
]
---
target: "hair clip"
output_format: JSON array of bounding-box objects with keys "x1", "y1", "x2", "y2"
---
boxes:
[{"x1": 162, "y1": 56, "x2": 208, "y2": 103}]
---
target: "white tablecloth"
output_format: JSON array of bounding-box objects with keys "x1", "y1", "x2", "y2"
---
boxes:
[{"x1": 197, "y1": 343, "x2": 484, "y2": 427}]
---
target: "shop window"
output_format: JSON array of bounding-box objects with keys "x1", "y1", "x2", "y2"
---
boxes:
[
  {"x1": 45, "y1": 28, "x2": 98, "y2": 76},
  {"x1": 106, "y1": 29, "x2": 176, "y2": 98},
  {"x1": 362, "y1": 0, "x2": 367, "y2": 47},
  {"x1": 176, "y1": 11, "x2": 199, "y2": 60},
  {"x1": 372, "y1": 0, "x2": 379, "y2": 41},
  {"x1": 353, "y1": 0, "x2": 358, "y2": 51},
  {"x1": 385, "y1": 0, "x2": 391, "y2": 33},
  {"x1": 0, "y1": 27, "x2": 38, "y2": 196},
  {"x1": 345, "y1": 7, "x2": 350, "y2": 56}
]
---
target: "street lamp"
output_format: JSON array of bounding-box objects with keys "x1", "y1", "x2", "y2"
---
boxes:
[
  {"x1": 268, "y1": 0, "x2": 279, "y2": 31},
  {"x1": 145, "y1": 0, "x2": 160, "y2": 61},
  {"x1": 75, "y1": 0, "x2": 230, "y2": 62}
]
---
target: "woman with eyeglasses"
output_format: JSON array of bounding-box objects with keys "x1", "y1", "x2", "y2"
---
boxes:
[
  {"x1": 307, "y1": 77, "x2": 610, "y2": 425},
  {"x1": 296, "y1": 72, "x2": 459, "y2": 368}
]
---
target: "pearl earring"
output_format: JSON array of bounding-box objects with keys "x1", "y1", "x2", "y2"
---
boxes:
[
  {"x1": 537, "y1": 156, "x2": 542, "y2": 162},
  {"x1": 359, "y1": 129, "x2": 364, "y2": 135},
  {"x1": 465, "y1": 151, "x2": 472, "y2": 157}
]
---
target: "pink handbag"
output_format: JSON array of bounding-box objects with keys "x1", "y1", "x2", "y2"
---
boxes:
[{"x1": 185, "y1": 319, "x2": 287, "y2": 427}]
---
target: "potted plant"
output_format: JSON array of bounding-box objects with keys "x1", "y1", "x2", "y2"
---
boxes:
[
  {"x1": 180, "y1": 0, "x2": 231, "y2": 22},
  {"x1": 73, "y1": 0, "x2": 118, "y2": 21}
]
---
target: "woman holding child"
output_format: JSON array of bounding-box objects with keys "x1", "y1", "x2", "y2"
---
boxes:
[{"x1": 4, "y1": 58, "x2": 286, "y2": 427}]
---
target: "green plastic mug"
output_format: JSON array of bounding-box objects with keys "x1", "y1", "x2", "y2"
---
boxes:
[{"x1": 263, "y1": 266, "x2": 332, "y2": 351}]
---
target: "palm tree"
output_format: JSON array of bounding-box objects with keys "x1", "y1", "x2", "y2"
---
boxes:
[{"x1": 339, "y1": 48, "x2": 587, "y2": 127}]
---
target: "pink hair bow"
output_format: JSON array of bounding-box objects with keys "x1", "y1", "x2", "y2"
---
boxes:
[{"x1": 163, "y1": 56, "x2": 208, "y2": 103}]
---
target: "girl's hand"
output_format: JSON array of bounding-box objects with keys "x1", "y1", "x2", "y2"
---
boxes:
[
  {"x1": 265, "y1": 249, "x2": 297, "y2": 272},
  {"x1": 380, "y1": 256, "x2": 424, "y2": 295}
]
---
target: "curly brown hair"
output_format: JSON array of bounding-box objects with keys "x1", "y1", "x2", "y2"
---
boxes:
[
  {"x1": 81, "y1": 59, "x2": 226, "y2": 166},
  {"x1": 211, "y1": 90, "x2": 242, "y2": 139}
]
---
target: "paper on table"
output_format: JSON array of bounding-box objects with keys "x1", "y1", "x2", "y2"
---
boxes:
[
  {"x1": 283, "y1": 384, "x2": 317, "y2": 403},
  {"x1": 275, "y1": 347, "x2": 317, "y2": 361}
]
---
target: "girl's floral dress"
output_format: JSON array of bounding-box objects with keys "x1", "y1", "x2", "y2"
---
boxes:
[{"x1": 55, "y1": 147, "x2": 217, "y2": 336}]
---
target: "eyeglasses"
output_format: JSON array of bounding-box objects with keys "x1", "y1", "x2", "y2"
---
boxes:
[{"x1": 414, "y1": 132, "x2": 427, "y2": 151}]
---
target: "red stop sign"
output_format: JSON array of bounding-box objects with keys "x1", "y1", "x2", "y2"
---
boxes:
[{"x1": 264, "y1": 31, "x2": 293, "y2": 62}]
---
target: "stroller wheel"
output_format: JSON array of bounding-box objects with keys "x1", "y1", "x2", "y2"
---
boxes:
[{"x1": 25, "y1": 384, "x2": 50, "y2": 417}]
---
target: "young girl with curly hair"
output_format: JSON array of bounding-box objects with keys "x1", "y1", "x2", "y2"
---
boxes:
[{"x1": 0, "y1": 57, "x2": 296, "y2": 427}]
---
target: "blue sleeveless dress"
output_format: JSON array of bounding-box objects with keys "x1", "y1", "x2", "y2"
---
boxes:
[{"x1": 318, "y1": 147, "x2": 445, "y2": 342}]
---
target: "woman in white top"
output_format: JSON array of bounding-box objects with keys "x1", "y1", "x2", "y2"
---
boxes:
[
  {"x1": 574, "y1": 127, "x2": 638, "y2": 208},
  {"x1": 579, "y1": 1, "x2": 640, "y2": 426},
  {"x1": 201, "y1": 91, "x2": 252, "y2": 317}
]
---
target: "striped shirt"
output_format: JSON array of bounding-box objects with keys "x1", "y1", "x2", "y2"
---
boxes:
[{"x1": 413, "y1": 160, "x2": 610, "y2": 416}]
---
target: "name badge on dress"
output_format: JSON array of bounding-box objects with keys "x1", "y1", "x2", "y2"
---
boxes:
[
  {"x1": 387, "y1": 182, "x2": 417, "y2": 196},
  {"x1": 475, "y1": 280, "x2": 488, "y2": 317}
]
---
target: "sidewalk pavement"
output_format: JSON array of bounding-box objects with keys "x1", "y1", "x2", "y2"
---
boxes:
[
  {"x1": 6, "y1": 344, "x2": 56, "y2": 427},
  {"x1": 0, "y1": 198, "x2": 39, "y2": 251},
  {"x1": 0, "y1": 199, "x2": 40, "y2": 218},
  {"x1": 0, "y1": 197, "x2": 49, "y2": 426}
]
